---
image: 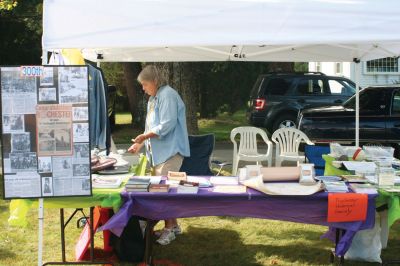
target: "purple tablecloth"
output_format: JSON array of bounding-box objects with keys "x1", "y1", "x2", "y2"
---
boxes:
[{"x1": 101, "y1": 184, "x2": 377, "y2": 256}]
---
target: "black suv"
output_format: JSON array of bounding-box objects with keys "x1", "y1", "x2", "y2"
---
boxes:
[{"x1": 247, "y1": 72, "x2": 356, "y2": 134}]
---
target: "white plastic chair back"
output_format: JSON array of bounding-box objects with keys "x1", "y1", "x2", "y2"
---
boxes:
[
  {"x1": 230, "y1": 126, "x2": 272, "y2": 175},
  {"x1": 271, "y1": 128, "x2": 314, "y2": 166}
]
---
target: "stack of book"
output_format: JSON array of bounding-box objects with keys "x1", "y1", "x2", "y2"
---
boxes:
[
  {"x1": 125, "y1": 177, "x2": 151, "y2": 192},
  {"x1": 323, "y1": 181, "x2": 349, "y2": 193},
  {"x1": 148, "y1": 184, "x2": 170, "y2": 193}
]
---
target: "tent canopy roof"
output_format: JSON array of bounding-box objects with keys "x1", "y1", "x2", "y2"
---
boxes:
[{"x1": 43, "y1": 0, "x2": 400, "y2": 62}]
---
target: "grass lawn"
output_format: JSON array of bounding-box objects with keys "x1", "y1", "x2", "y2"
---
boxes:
[
  {"x1": 112, "y1": 110, "x2": 249, "y2": 144},
  {"x1": 198, "y1": 109, "x2": 249, "y2": 142}
]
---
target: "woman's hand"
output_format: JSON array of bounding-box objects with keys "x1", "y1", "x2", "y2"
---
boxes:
[
  {"x1": 127, "y1": 142, "x2": 143, "y2": 154},
  {"x1": 134, "y1": 134, "x2": 148, "y2": 144}
]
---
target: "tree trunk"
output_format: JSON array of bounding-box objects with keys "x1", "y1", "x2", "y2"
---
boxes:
[
  {"x1": 122, "y1": 62, "x2": 145, "y2": 129},
  {"x1": 155, "y1": 62, "x2": 199, "y2": 134},
  {"x1": 171, "y1": 62, "x2": 199, "y2": 134}
]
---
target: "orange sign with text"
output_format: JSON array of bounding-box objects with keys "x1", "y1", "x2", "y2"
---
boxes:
[{"x1": 327, "y1": 193, "x2": 368, "y2": 223}]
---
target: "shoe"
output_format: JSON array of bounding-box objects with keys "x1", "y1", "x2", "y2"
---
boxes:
[
  {"x1": 156, "y1": 228, "x2": 176, "y2": 245},
  {"x1": 154, "y1": 225, "x2": 182, "y2": 237}
]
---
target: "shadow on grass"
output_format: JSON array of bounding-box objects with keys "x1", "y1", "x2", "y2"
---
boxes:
[
  {"x1": 152, "y1": 226, "x2": 334, "y2": 266},
  {"x1": 0, "y1": 248, "x2": 17, "y2": 261}
]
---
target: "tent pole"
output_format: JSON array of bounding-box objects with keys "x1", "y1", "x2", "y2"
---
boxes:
[
  {"x1": 38, "y1": 49, "x2": 48, "y2": 266},
  {"x1": 354, "y1": 59, "x2": 360, "y2": 147}
]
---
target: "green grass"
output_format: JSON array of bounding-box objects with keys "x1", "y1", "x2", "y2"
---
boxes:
[
  {"x1": 199, "y1": 110, "x2": 249, "y2": 141},
  {"x1": 0, "y1": 196, "x2": 399, "y2": 265},
  {"x1": 112, "y1": 110, "x2": 249, "y2": 144}
]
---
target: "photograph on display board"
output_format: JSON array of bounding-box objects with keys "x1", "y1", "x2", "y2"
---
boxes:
[
  {"x1": 72, "y1": 106, "x2": 89, "y2": 121},
  {"x1": 1, "y1": 67, "x2": 36, "y2": 94},
  {"x1": 73, "y1": 164, "x2": 90, "y2": 177},
  {"x1": 52, "y1": 156, "x2": 73, "y2": 178},
  {"x1": 2, "y1": 114, "x2": 25, "y2": 133},
  {"x1": 55, "y1": 128, "x2": 71, "y2": 152},
  {"x1": 41, "y1": 177, "x2": 53, "y2": 196},
  {"x1": 11, "y1": 132, "x2": 30, "y2": 152},
  {"x1": 36, "y1": 104, "x2": 72, "y2": 156},
  {"x1": 38, "y1": 156, "x2": 52, "y2": 173},
  {"x1": 73, "y1": 123, "x2": 89, "y2": 142},
  {"x1": 73, "y1": 143, "x2": 90, "y2": 158},
  {"x1": 38, "y1": 87, "x2": 57, "y2": 102},
  {"x1": 40, "y1": 67, "x2": 54, "y2": 86},
  {"x1": 58, "y1": 67, "x2": 88, "y2": 104},
  {"x1": 10, "y1": 152, "x2": 37, "y2": 172}
]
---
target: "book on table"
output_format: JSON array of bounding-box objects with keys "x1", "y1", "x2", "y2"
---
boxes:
[
  {"x1": 168, "y1": 171, "x2": 187, "y2": 181},
  {"x1": 148, "y1": 184, "x2": 170, "y2": 193},
  {"x1": 177, "y1": 180, "x2": 199, "y2": 194},
  {"x1": 125, "y1": 177, "x2": 151, "y2": 192},
  {"x1": 349, "y1": 183, "x2": 378, "y2": 194},
  {"x1": 323, "y1": 181, "x2": 349, "y2": 193}
]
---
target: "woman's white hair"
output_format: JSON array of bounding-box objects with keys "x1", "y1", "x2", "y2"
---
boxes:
[{"x1": 137, "y1": 65, "x2": 167, "y2": 88}]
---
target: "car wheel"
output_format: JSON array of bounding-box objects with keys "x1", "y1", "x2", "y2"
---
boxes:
[{"x1": 272, "y1": 115, "x2": 297, "y2": 133}]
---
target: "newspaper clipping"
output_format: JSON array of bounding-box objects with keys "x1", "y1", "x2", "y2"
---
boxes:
[
  {"x1": 58, "y1": 67, "x2": 88, "y2": 104},
  {"x1": 38, "y1": 87, "x2": 57, "y2": 102},
  {"x1": 1, "y1": 67, "x2": 37, "y2": 114},
  {"x1": 36, "y1": 104, "x2": 72, "y2": 156}
]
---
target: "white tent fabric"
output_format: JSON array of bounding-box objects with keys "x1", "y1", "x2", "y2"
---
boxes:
[{"x1": 43, "y1": 0, "x2": 400, "y2": 62}]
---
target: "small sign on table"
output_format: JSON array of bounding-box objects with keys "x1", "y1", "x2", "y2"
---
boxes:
[{"x1": 327, "y1": 193, "x2": 368, "y2": 223}]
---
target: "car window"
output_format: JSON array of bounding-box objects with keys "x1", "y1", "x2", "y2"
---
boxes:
[
  {"x1": 328, "y1": 79, "x2": 355, "y2": 96},
  {"x1": 343, "y1": 89, "x2": 385, "y2": 111},
  {"x1": 392, "y1": 91, "x2": 400, "y2": 115},
  {"x1": 250, "y1": 76, "x2": 263, "y2": 98},
  {"x1": 263, "y1": 77, "x2": 292, "y2": 96},
  {"x1": 295, "y1": 78, "x2": 326, "y2": 95}
]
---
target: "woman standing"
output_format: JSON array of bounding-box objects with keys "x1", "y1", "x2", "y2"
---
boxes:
[{"x1": 128, "y1": 65, "x2": 190, "y2": 245}]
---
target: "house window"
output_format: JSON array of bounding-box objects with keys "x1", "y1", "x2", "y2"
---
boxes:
[
  {"x1": 366, "y1": 57, "x2": 399, "y2": 73},
  {"x1": 335, "y1": 62, "x2": 342, "y2": 75},
  {"x1": 315, "y1": 62, "x2": 321, "y2": 72}
]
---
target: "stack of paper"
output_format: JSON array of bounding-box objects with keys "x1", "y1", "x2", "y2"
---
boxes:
[
  {"x1": 92, "y1": 174, "x2": 123, "y2": 189},
  {"x1": 177, "y1": 181, "x2": 199, "y2": 194},
  {"x1": 323, "y1": 181, "x2": 349, "y2": 193},
  {"x1": 349, "y1": 183, "x2": 377, "y2": 194},
  {"x1": 187, "y1": 176, "x2": 212, "y2": 187},
  {"x1": 210, "y1": 176, "x2": 238, "y2": 185}
]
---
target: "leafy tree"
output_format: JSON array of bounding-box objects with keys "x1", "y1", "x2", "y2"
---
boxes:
[
  {"x1": 0, "y1": 0, "x2": 18, "y2": 11},
  {"x1": 0, "y1": 0, "x2": 42, "y2": 65}
]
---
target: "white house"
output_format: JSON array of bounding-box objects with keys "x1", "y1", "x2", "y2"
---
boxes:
[{"x1": 309, "y1": 57, "x2": 400, "y2": 88}]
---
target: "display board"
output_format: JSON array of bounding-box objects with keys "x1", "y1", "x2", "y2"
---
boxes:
[{"x1": 0, "y1": 66, "x2": 91, "y2": 199}]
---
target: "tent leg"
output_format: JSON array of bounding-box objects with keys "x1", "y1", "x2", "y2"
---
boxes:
[{"x1": 353, "y1": 59, "x2": 360, "y2": 147}]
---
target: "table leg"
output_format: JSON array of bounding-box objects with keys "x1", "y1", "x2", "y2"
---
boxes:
[
  {"x1": 330, "y1": 228, "x2": 345, "y2": 265},
  {"x1": 144, "y1": 219, "x2": 157, "y2": 266}
]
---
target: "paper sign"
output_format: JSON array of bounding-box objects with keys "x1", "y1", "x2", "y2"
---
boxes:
[{"x1": 327, "y1": 193, "x2": 368, "y2": 223}]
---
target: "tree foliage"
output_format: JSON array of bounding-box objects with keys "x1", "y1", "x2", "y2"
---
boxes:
[
  {"x1": 0, "y1": 0, "x2": 18, "y2": 11},
  {"x1": 0, "y1": 0, "x2": 42, "y2": 65}
]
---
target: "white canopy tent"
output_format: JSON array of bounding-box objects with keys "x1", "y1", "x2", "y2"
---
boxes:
[{"x1": 42, "y1": 0, "x2": 400, "y2": 146}]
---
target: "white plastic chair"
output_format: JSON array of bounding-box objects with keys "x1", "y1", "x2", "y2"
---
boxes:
[
  {"x1": 271, "y1": 128, "x2": 314, "y2": 166},
  {"x1": 231, "y1": 126, "x2": 273, "y2": 175}
]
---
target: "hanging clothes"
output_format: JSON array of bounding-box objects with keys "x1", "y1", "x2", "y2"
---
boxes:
[{"x1": 87, "y1": 64, "x2": 109, "y2": 150}]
